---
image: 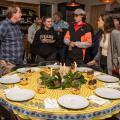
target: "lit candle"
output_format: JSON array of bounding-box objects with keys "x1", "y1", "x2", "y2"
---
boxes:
[
  {"x1": 50, "y1": 68, "x2": 53, "y2": 76},
  {"x1": 59, "y1": 63, "x2": 62, "y2": 76},
  {"x1": 74, "y1": 62, "x2": 77, "y2": 72}
]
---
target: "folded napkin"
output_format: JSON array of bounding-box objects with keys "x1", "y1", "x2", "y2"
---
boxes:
[
  {"x1": 44, "y1": 98, "x2": 59, "y2": 109},
  {"x1": 88, "y1": 95, "x2": 110, "y2": 105},
  {"x1": 104, "y1": 83, "x2": 120, "y2": 88},
  {"x1": 4, "y1": 86, "x2": 20, "y2": 95}
]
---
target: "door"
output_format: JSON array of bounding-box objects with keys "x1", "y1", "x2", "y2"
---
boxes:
[
  {"x1": 40, "y1": 4, "x2": 52, "y2": 17},
  {"x1": 90, "y1": 4, "x2": 106, "y2": 31}
]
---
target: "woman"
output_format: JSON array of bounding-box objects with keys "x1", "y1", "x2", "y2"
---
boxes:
[{"x1": 88, "y1": 14, "x2": 120, "y2": 76}]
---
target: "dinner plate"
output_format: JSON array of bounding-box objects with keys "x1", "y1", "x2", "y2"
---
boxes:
[
  {"x1": 16, "y1": 67, "x2": 40, "y2": 73},
  {"x1": 95, "y1": 88, "x2": 120, "y2": 99},
  {"x1": 30, "y1": 67, "x2": 40, "y2": 72},
  {"x1": 0, "y1": 74, "x2": 21, "y2": 84},
  {"x1": 58, "y1": 94, "x2": 89, "y2": 109},
  {"x1": 16, "y1": 68, "x2": 30, "y2": 73},
  {"x1": 46, "y1": 65, "x2": 60, "y2": 69},
  {"x1": 94, "y1": 71, "x2": 103, "y2": 76},
  {"x1": 96, "y1": 74, "x2": 119, "y2": 83},
  {"x1": 77, "y1": 67, "x2": 93, "y2": 72},
  {"x1": 6, "y1": 88, "x2": 35, "y2": 101}
]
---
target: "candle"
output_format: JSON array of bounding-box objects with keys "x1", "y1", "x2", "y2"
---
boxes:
[
  {"x1": 59, "y1": 63, "x2": 62, "y2": 76},
  {"x1": 63, "y1": 63, "x2": 66, "y2": 76},
  {"x1": 50, "y1": 68, "x2": 53, "y2": 76},
  {"x1": 74, "y1": 62, "x2": 77, "y2": 72}
]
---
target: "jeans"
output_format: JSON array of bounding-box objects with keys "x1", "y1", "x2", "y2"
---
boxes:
[
  {"x1": 35, "y1": 52, "x2": 57, "y2": 64},
  {"x1": 56, "y1": 47, "x2": 66, "y2": 63}
]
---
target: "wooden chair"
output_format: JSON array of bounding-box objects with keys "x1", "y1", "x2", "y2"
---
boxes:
[{"x1": 0, "y1": 104, "x2": 18, "y2": 120}]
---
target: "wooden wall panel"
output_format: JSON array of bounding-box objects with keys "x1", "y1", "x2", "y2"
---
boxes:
[{"x1": 90, "y1": 4, "x2": 106, "y2": 31}]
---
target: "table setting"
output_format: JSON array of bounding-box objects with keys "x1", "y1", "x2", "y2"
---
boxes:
[{"x1": 0, "y1": 62, "x2": 120, "y2": 120}]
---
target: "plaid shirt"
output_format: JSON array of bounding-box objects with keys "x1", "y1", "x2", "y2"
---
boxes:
[
  {"x1": 53, "y1": 20, "x2": 69, "y2": 30},
  {"x1": 0, "y1": 18, "x2": 24, "y2": 65}
]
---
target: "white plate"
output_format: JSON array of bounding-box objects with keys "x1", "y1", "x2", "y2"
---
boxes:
[
  {"x1": 16, "y1": 67, "x2": 40, "y2": 73},
  {"x1": 95, "y1": 88, "x2": 120, "y2": 99},
  {"x1": 46, "y1": 65, "x2": 60, "y2": 69},
  {"x1": 96, "y1": 74, "x2": 119, "y2": 83},
  {"x1": 77, "y1": 67, "x2": 93, "y2": 72},
  {"x1": 30, "y1": 67, "x2": 40, "y2": 72},
  {"x1": 6, "y1": 88, "x2": 35, "y2": 101},
  {"x1": 0, "y1": 74, "x2": 21, "y2": 84},
  {"x1": 16, "y1": 68, "x2": 30, "y2": 73},
  {"x1": 58, "y1": 94, "x2": 89, "y2": 109},
  {"x1": 94, "y1": 71, "x2": 103, "y2": 76}
]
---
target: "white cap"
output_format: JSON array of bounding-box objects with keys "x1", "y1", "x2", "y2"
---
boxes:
[{"x1": 74, "y1": 8, "x2": 86, "y2": 15}]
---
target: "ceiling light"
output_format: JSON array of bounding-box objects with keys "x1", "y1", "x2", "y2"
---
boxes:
[
  {"x1": 66, "y1": 0, "x2": 80, "y2": 7},
  {"x1": 99, "y1": 0, "x2": 114, "y2": 3}
]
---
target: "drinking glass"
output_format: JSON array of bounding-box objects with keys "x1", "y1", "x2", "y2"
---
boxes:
[
  {"x1": 37, "y1": 80, "x2": 46, "y2": 94},
  {"x1": 70, "y1": 87, "x2": 80, "y2": 95},
  {"x1": 87, "y1": 70, "x2": 94, "y2": 80}
]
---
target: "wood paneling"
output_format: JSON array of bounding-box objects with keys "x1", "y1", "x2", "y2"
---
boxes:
[
  {"x1": 90, "y1": 4, "x2": 106, "y2": 30},
  {"x1": 0, "y1": 0, "x2": 39, "y2": 15}
]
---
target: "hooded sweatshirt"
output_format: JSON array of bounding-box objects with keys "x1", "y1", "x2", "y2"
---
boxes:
[{"x1": 31, "y1": 27, "x2": 58, "y2": 58}]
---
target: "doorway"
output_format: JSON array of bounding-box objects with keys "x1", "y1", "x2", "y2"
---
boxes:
[
  {"x1": 40, "y1": 3, "x2": 52, "y2": 17},
  {"x1": 90, "y1": 4, "x2": 106, "y2": 31}
]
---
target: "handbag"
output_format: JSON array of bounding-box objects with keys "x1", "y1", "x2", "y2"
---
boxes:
[{"x1": 110, "y1": 34, "x2": 119, "y2": 76}]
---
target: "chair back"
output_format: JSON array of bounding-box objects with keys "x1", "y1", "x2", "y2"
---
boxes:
[{"x1": 0, "y1": 104, "x2": 18, "y2": 120}]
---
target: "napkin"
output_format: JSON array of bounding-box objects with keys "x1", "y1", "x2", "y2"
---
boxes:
[
  {"x1": 4, "y1": 86, "x2": 20, "y2": 95},
  {"x1": 44, "y1": 98, "x2": 59, "y2": 109},
  {"x1": 88, "y1": 95, "x2": 110, "y2": 105},
  {"x1": 104, "y1": 83, "x2": 120, "y2": 88}
]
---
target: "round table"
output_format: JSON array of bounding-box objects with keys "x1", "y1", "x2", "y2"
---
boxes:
[{"x1": 0, "y1": 68, "x2": 120, "y2": 120}]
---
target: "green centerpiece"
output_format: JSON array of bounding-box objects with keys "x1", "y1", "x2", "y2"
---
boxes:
[{"x1": 39, "y1": 64, "x2": 87, "y2": 89}]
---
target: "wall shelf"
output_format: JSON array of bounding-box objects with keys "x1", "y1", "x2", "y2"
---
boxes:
[{"x1": 0, "y1": 0, "x2": 39, "y2": 34}]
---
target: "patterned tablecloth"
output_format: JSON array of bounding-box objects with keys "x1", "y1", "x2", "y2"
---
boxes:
[{"x1": 0, "y1": 68, "x2": 120, "y2": 120}]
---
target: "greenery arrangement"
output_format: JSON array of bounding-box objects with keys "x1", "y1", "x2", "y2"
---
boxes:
[{"x1": 40, "y1": 70, "x2": 87, "y2": 89}]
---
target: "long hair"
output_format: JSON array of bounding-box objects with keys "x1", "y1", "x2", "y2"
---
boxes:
[
  {"x1": 100, "y1": 14, "x2": 115, "y2": 33},
  {"x1": 98, "y1": 14, "x2": 115, "y2": 42}
]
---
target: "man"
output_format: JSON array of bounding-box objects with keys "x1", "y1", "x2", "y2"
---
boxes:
[
  {"x1": 28, "y1": 15, "x2": 42, "y2": 44},
  {"x1": 28, "y1": 15, "x2": 42, "y2": 63},
  {"x1": 53, "y1": 12, "x2": 69, "y2": 63},
  {"x1": 31, "y1": 16, "x2": 58, "y2": 63},
  {"x1": 0, "y1": 5, "x2": 23, "y2": 72},
  {"x1": 64, "y1": 8, "x2": 92, "y2": 66}
]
